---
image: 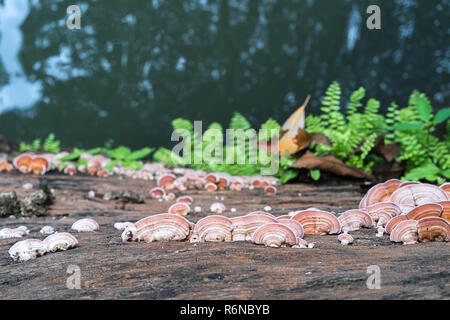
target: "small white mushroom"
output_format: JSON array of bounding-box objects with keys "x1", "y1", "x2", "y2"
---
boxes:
[
  {"x1": 264, "y1": 206, "x2": 272, "y2": 212},
  {"x1": 71, "y1": 218, "x2": 99, "y2": 232},
  {"x1": 194, "y1": 206, "x2": 202, "y2": 213},
  {"x1": 114, "y1": 222, "x2": 134, "y2": 231},
  {"x1": 39, "y1": 226, "x2": 55, "y2": 235},
  {"x1": 8, "y1": 239, "x2": 47, "y2": 262}
]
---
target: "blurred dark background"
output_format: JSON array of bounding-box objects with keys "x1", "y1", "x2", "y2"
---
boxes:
[{"x1": 0, "y1": 0, "x2": 448, "y2": 149}]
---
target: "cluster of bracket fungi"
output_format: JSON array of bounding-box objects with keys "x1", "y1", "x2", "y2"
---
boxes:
[
  {"x1": 1, "y1": 152, "x2": 279, "y2": 196},
  {"x1": 1, "y1": 161, "x2": 449, "y2": 262}
]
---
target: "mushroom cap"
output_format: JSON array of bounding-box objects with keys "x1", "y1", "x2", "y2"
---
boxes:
[
  {"x1": 385, "y1": 215, "x2": 408, "y2": 234},
  {"x1": 13, "y1": 153, "x2": 34, "y2": 172},
  {"x1": 389, "y1": 183, "x2": 449, "y2": 208},
  {"x1": 366, "y1": 202, "x2": 402, "y2": 222},
  {"x1": 64, "y1": 165, "x2": 77, "y2": 176},
  {"x1": 157, "y1": 174, "x2": 176, "y2": 188},
  {"x1": 276, "y1": 215, "x2": 292, "y2": 221},
  {"x1": 190, "y1": 215, "x2": 233, "y2": 243},
  {"x1": 337, "y1": 233, "x2": 354, "y2": 245},
  {"x1": 29, "y1": 157, "x2": 50, "y2": 175},
  {"x1": 399, "y1": 181, "x2": 420, "y2": 188},
  {"x1": 231, "y1": 215, "x2": 277, "y2": 241},
  {"x1": 437, "y1": 201, "x2": 450, "y2": 223},
  {"x1": 205, "y1": 173, "x2": 219, "y2": 184},
  {"x1": 361, "y1": 179, "x2": 401, "y2": 208},
  {"x1": 8, "y1": 239, "x2": 47, "y2": 262},
  {"x1": 134, "y1": 213, "x2": 192, "y2": 243},
  {"x1": 176, "y1": 196, "x2": 194, "y2": 205},
  {"x1": 149, "y1": 187, "x2": 165, "y2": 199},
  {"x1": 168, "y1": 203, "x2": 191, "y2": 216},
  {"x1": 278, "y1": 219, "x2": 304, "y2": 239},
  {"x1": 71, "y1": 218, "x2": 99, "y2": 232},
  {"x1": 210, "y1": 202, "x2": 226, "y2": 213},
  {"x1": 440, "y1": 183, "x2": 450, "y2": 197},
  {"x1": 114, "y1": 222, "x2": 134, "y2": 231},
  {"x1": 291, "y1": 210, "x2": 341, "y2": 235},
  {"x1": 246, "y1": 211, "x2": 276, "y2": 218},
  {"x1": 217, "y1": 175, "x2": 230, "y2": 189},
  {"x1": 417, "y1": 217, "x2": 450, "y2": 242},
  {"x1": 43, "y1": 232, "x2": 78, "y2": 252},
  {"x1": 205, "y1": 182, "x2": 218, "y2": 192},
  {"x1": 406, "y1": 203, "x2": 443, "y2": 221},
  {"x1": 251, "y1": 223, "x2": 298, "y2": 248},
  {"x1": 264, "y1": 186, "x2": 277, "y2": 195},
  {"x1": 338, "y1": 209, "x2": 373, "y2": 232},
  {"x1": 0, "y1": 227, "x2": 27, "y2": 239},
  {"x1": 389, "y1": 220, "x2": 418, "y2": 244}
]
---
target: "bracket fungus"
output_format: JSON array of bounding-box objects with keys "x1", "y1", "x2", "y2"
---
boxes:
[
  {"x1": 149, "y1": 187, "x2": 165, "y2": 199},
  {"x1": 252, "y1": 223, "x2": 298, "y2": 248},
  {"x1": 231, "y1": 215, "x2": 277, "y2": 241},
  {"x1": 190, "y1": 215, "x2": 233, "y2": 243},
  {"x1": 210, "y1": 202, "x2": 226, "y2": 214},
  {"x1": 168, "y1": 203, "x2": 191, "y2": 216},
  {"x1": 132, "y1": 214, "x2": 192, "y2": 243},
  {"x1": 0, "y1": 161, "x2": 13, "y2": 172},
  {"x1": 176, "y1": 196, "x2": 194, "y2": 205},
  {"x1": 440, "y1": 183, "x2": 450, "y2": 197},
  {"x1": 157, "y1": 174, "x2": 176, "y2": 189},
  {"x1": 205, "y1": 183, "x2": 218, "y2": 192},
  {"x1": 43, "y1": 232, "x2": 78, "y2": 252},
  {"x1": 417, "y1": 217, "x2": 450, "y2": 242},
  {"x1": 114, "y1": 221, "x2": 134, "y2": 231},
  {"x1": 0, "y1": 226, "x2": 29, "y2": 239},
  {"x1": 276, "y1": 215, "x2": 292, "y2": 221},
  {"x1": 291, "y1": 210, "x2": 341, "y2": 235},
  {"x1": 365, "y1": 202, "x2": 402, "y2": 223},
  {"x1": 437, "y1": 201, "x2": 450, "y2": 223},
  {"x1": 9, "y1": 239, "x2": 47, "y2": 262},
  {"x1": 39, "y1": 226, "x2": 55, "y2": 235},
  {"x1": 406, "y1": 203, "x2": 443, "y2": 221},
  {"x1": 338, "y1": 232, "x2": 354, "y2": 245},
  {"x1": 264, "y1": 186, "x2": 277, "y2": 196},
  {"x1": 390, "y1": 220, "x2": 419, "y2": 244},
  {"x1": 71, "y1": 218, "x2": 100, "y2": 232},
  {"x1": 389, "y1": 183, "x2": 449, "y2": 209},
  {"x1": 385, "y1": 215, "x2": 408, "y2": 234},
  {"x1": 278, "y1": 219, "x2": 305, "y2": 239},
  {"x1": 246, "y1": 211, "x2": 275, "y2": 218},
  {"x1": 360, "y1": 179, "x2": 401, "y2": 208},
  {"x1": 337, "y1": 209, "x2": 373, "y2": 232}
]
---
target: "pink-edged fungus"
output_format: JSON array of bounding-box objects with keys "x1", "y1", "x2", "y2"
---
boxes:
[
  {"x1": 149, "y1": 187, "x2": 166, "y2": 199},
  {"x1": 205, "y1": 173, "x2": 219, "y2": 184},
  {"x1": 246, "y1": 211, "x2": 276, "y2": 218},
  {"x1": 276, "y1": 215, "x2": 292, "y2": 221},
  {"x1": 406, "y1": 203, "x2": 443, "y2": 221},
  {"x1": 278, "y1": 219, "x2": 304, "y2": 239},
  {"x1": 157, "y1": 174, "x2": 176, "y2": 189},
  {"x1": 166, "y1": 192, "x2": 176, "y2": 201},
  {"x1": 337, "y1": 209, "x2": 373, "y2": 232},
  {"x1": 398, "y1": 181, "x2": 420, "y2": 188},
  {"x1": 437, "y1": 201, "x2": 450, "y2": 223},
  {"x1": 338, "y1": 232, "x2": 354, "y2": 245},
  {"x1": 440, "y1": 183, "x2": 450, "y2": 197},
  {"x1": 210, "y1": 202, "x2": 226, "y2": 214},
  {"x1": 366, "y1": 202, "x2": 402, "y2": 223},
  {"x1": 0, "y1": 226, "x2": 29, "y2": 239},
  {"x1": 205, "y1": 182, "x2": 218, "y2": 192},
  {"x1": 176, "y1": 196, "x2": 194, "y2": 205},
  {"x1": 217, "y1": 176, "x2": 230, "y2": 190},
  {"x1": 97, "y1": 170, "x2": 109, "y2": 177},
  {"x1": 251, "y1": 223, "x2": 298, "y2": 248},
  {"x1": 385, "y1": 215, "x2": 408, "y2": 234},
  {"x1": 389, "y1": 220, "x2": 419, "y2": 244},
  {"x1": 291, "y1": 210, "x2": 341, "y2": 235},
  {"x1": 168, "y1": 203, "x2": 191, "y2": 216},
  {"x1": 417, "y1": 217, "x2": 450, "y2": 242},
  {"x1": 132, "y1": 214, "x2": 192, "y2": 242},
  {"x1": 360, "y1": 179, "x2": 401, "y2": 208},
  {"x1": 264, "y1": 186, "x2": 277, "y2": 196},
  {"x1": 28, "y1": 157, "x2": 50, "y2": 175},
  {"x1": 71, "y1": 218, "x2": 99, "y2": 232},
  {"x1": 190, "y1": 215, "x2": 233, "y2": 243},
  {"x1": 64, "y1": 165, "x2": 77, "y2": 176},
  {"x1": 230, "y1": 215, "x2": 277, "y2": 241},
  {"x1": 389, "y1": 183, "x2": 449, "y2": 208},
  {"x1": 13, "y1": 153, "x2": 34, "y2": 173},
  {"x1": 8, "y1": 239, "x2": 47, "y2": 262},
  {"x1": 43, "y1": 232, "x2": 78, "y2": 252}
]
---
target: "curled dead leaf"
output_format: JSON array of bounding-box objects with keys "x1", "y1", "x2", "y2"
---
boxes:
[{"x1": 291, "y1": 151, "x2": 373, "y2": 180}]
